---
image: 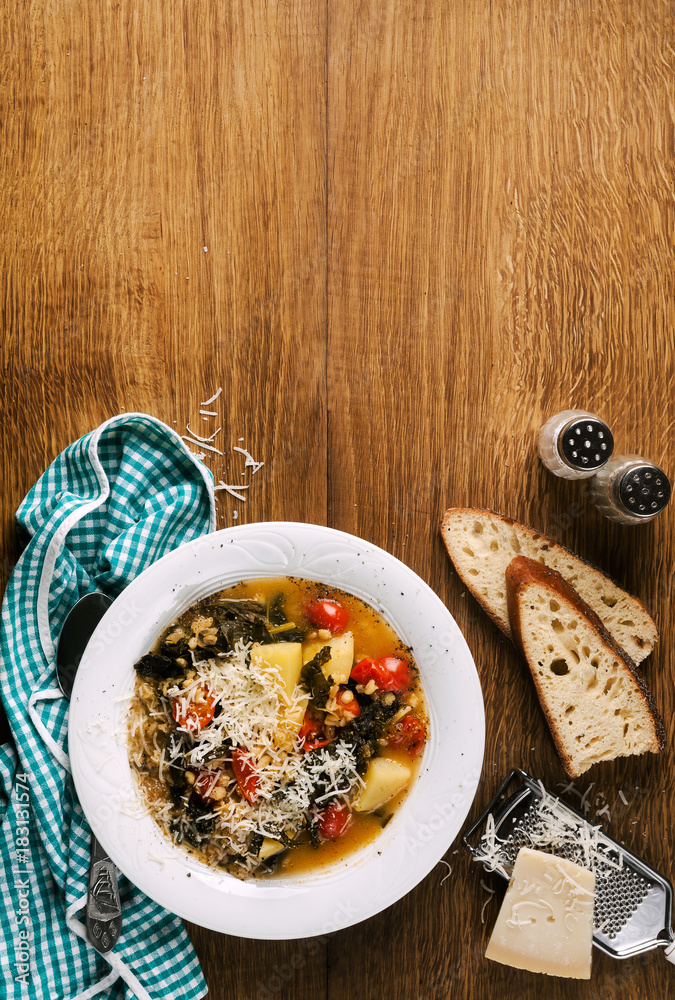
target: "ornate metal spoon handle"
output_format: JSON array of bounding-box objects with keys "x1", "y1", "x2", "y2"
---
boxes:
[{"x1": 86, "y1": 835, "x2": 122, "y2": 953}]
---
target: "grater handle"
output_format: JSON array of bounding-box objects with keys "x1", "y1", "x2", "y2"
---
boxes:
[
  {"x1": 664, "y1": 941, "x2": 675, "y2": 964},
  {"x1": 462, "y1": 769, "x2": 524, "y2": 856}
]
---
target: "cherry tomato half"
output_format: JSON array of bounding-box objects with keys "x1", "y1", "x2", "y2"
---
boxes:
[
  {"x1": 376, "y1": 656, "x2": 412, "y2": 692},
  {"x1": 350, "y1": 657, "x2": 379, "y2": 686},
  {"x1": 305, "y1": 598, "x2": 350, "y2": 635},
  {"x1": 298, "y1": 715, "x2": 332, "y2": 752},
  {"x1": 316, "y1": 801, "x2": 352, "y2": 841},
  {"x1": 172, "y1": 685, "x2": 217, "y2": 732},
  {"x1": 386, "y1": 714, "x2": 426, "y2": 756},
  {"x1": 232, "y1": 748, "x2": 259, "y2": 804},
  {"x1": 351, "y1": 655, "x2": 412, "y2": 693},
  {"x1": 336, "y1": 687, "x2": 360, "y2": 719}
]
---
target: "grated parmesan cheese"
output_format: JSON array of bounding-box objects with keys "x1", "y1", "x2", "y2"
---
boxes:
[
  {"x1": 147, "y1": 849, "x2": 175, "y2": 870},
  {"x1": 480, "y1": 879, "x2": 496, "y2": 924},
  {"x1": 141, "y1": 639, "x2": 363, "y2": 874},
  {"x1": 182, "y1": 436, "x2": 224, "y2": 455},
  {"x1": 439, "y1": 860, "x2": 452, "y2": 885},
  {"x1": 579, "y1": 783, "x2": 595, "y2": 816},
  {"x1": 233, "y1": 445, "x2": 264, "y2": 475},
  {"x1": 472, "y1": 784, "x2": 625, "y2": 887},
  {"x1": 185, "y1": 423, "x2": 221, "y2": 443},
  {"x1": 214, "y1": 481, "x2": 249, "y2": 502}
]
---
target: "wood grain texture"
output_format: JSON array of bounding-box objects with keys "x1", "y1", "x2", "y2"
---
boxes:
[{"x1": 2, "y1": 0, "x2": 675, "y2": 998}]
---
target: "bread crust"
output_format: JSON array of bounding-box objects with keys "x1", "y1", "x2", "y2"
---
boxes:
[
  {"x1": 439, "y1": 506, "x2": 658, "y2": 652},
  {"x1": 505, "y1": 555, "x2": 666, "y2": 776}
]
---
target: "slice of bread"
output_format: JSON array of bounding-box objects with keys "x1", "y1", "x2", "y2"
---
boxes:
[
  {"x1": 505, "y1": 556, "x2": 665, "y2": 777},
  {"x1": 440, "y1": 507, "x2": 657, "y2": 665}
]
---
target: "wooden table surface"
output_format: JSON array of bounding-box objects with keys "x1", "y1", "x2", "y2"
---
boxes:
[{"x1": 2, "y1": 1, "x2": 675, "y2": 997}]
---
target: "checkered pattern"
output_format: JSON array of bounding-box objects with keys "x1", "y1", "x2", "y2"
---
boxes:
[{"x1": 0, "y1": 414, "x2": 215, "y2": 1000}]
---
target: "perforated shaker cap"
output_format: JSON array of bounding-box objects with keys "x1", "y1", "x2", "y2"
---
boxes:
[
  {"x1": 618, "y1": 464, "x2": 671, "y2": 518},
  {"x1": 559, "y1": 417, "x2": 614, "y2": 471}
]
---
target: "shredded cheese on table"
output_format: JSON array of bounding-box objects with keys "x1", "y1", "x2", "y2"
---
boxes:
[
  {"x1": 480, "y1": 879, "x2": 496, "y2": 924},
  {"x1": 214, "y1": 481, "x2": 249, "y2": 502},
  {"x1": 232, "y1": 445, "x2": 264, "y2": 475},
  {"x1": 182, "y1": 436, "x2": 224, "y2": 455},
  {"x1": 438, "y1": 860, "x2": 452, "y2": 885},
  {"x1": 185, "y1": 423, "x2": 221, "y2": 443}
]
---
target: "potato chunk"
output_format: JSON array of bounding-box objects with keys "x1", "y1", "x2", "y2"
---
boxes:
[
  {"x1": 353, "y1": 758, "x2": 411, "y2": 813},
  {"x1": 259, "y1": 837, "x2": 285, "y2": 861},
  {"x1": 302, "y1": 631, "x2": 354, "y2": 684},
  {"x1": 250, "y1": 642, "x2": 303, "y2": 691}
]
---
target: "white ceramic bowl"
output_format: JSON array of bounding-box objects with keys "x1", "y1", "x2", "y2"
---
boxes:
[{"x1": 69, "y1": 522, "x2": 485, "y2": 939}]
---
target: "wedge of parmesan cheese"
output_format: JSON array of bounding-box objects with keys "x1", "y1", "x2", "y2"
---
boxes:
[{"x1": 485, "y1": 847, "x2": 595, "y2": 979}]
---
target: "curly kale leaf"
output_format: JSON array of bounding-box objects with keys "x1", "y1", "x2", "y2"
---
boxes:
[
  {"x1": 199, "y1": 599, "x2": 275, "y2": 649},
  {"x1": 299, "y1": 645, "x2": 333, "y2": 708},
  {"x1": 249, "y1": 832, "x2": 264, "y2": 858},
  {"x1": 170, "y1": 813, "x2": 214, "y2": 849},
  {"x1": 134, "y1": 652, "x2": 186, "y2": 681},
  {"x1": 267, "y1": 593, "x2": 288, "y2": 627},
  {"x1": 338, "y1": 697, "x2": 400, "y2": 765},
  {"x1": 266, "y1": 593, "x2": 305, "y2": 643}
]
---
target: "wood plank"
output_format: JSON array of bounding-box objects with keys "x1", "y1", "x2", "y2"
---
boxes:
[
  {"x1": 2, "y1": 0, "x2": 675, "y2": 996},
  {"x1": 1, "y1": 0, "x2": 327, "y2": 525},
  {"x1": 328, "y1": 1, "x2": 675, "y2": 998},
  {"x1": 1, "y1": 1, "x2": 328, "y2": 995}
]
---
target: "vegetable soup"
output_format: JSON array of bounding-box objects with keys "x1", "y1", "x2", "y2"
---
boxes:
[{"x1": 127, "y1": 577, "x2": 428, "y2": 879}]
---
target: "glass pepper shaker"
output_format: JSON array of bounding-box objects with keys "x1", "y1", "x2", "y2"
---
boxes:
[
  {"x1": 538, "y1": 410, "x2": 614, "y2": 480},
  {"x1": 590, "y1": 456, "x2": 671, "y2": 524}
]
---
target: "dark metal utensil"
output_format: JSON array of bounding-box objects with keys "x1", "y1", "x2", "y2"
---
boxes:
[
  {"x1": 464, "y1": 769, "x2": 675, "y2": 963},
  {"x1": 56, "y1": 593, "x2": 114, "y2": 700},
  {"x1": 56, "y1": 592, "x2": 122, "y2": 954}
]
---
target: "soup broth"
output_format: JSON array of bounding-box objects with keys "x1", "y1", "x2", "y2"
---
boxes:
[{"x1": 128, "y1": 576, "x2": 428, "y2": 879}]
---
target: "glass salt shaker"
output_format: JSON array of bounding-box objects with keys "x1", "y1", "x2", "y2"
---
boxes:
[
  {"x1": 537, "y1": 410, "x2": 614, "y2": 480},
  {"x1": 590, "y1": 456, "x2": 671, "y2": 524}
]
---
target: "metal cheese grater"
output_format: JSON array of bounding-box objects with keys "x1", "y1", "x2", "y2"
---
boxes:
[{"x1": 463, "y1": 769, "x2": 675, "y2": 962}]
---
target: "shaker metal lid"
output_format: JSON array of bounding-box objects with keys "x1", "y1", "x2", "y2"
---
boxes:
[
  {"x1": 559, "y1": 418, "x2": 614, "y2": 471},
  {"x1": 618, "y1": 464, "x2": 671, "y2": 517}
]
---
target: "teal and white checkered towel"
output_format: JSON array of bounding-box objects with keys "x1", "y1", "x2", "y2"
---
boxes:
[{"x1": 0, "y1": 413, "x2": 215, "y2": 1000}]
